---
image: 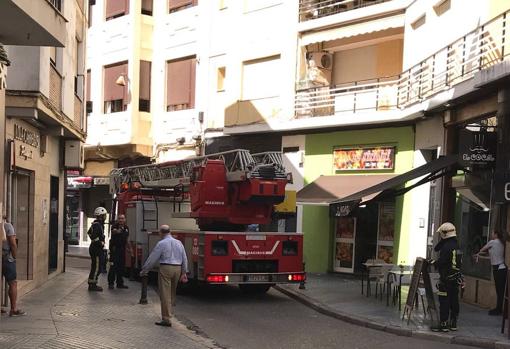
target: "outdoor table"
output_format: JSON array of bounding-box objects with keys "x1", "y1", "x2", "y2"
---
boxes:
[
  {"x1": 386, "y1": 268, "x2": 413, "y2": 310},
  {"x1": 361, "y1": 261, "x2": 392, "y2": 297}
]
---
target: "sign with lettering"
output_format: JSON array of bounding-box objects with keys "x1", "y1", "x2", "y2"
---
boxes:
[
  {"x1": 495, "y1": 172, "x2": 510, "y2": 203},
  {"x1": 330, "y1": 202, "x2": 356, "y2": 217},
  {"x1": 333, "y1": 147, "x2": 395, "y2": 171},
  {"x1": 458, "y1": 129, "x2": 496, "y2": 167},
  {"x1": 14, "y1": 124, "x2": 40, "y2": 148}
]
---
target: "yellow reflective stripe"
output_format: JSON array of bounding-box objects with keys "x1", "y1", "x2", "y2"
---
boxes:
[
  {"x1": 437, "y1": 291, "x2": 447, "y2": 296},
  {"x1": 452, "y1": 250, "x2": 457, "y2": 269}
]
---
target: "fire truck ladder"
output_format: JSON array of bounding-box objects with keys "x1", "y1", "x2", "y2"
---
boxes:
[{"x1": 109, "y1": 149, "x2": 288, "y2": 194}]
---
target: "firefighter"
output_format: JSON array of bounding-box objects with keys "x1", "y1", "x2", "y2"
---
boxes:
[
  {"x1": 88, "y1": 207, "x2": 107, "y2": 291},
  {"x1": 430, "y1": 222, "x2": 463, "y2": 332},
  {"x1": 108, "y1": 214, "x2": 132, "y2": 289}
]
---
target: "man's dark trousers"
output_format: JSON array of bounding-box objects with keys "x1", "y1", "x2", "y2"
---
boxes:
[{"x1": 108, "y1": 248, "x2": 126, "y2": 286}]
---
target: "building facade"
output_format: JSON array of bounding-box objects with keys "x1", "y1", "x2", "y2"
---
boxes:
[{"x1": 1, "y1": 0, "x2": 86, "y2": 299}]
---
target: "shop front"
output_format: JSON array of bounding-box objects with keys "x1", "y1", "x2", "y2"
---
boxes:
[
  {"x1": 297, "y1": 127, "x2": 416, "y2": 273},
  {"x1": 4, "y1": 119, "x2": 65, "y2": 295}
]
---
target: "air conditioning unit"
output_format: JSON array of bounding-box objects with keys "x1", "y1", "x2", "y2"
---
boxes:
[
  {"x1": 310, "y1": 52, "x2": 333, "y2": 70},
  {"x1": 64, "y1": 140, "x2": 85, "y2": 169}
]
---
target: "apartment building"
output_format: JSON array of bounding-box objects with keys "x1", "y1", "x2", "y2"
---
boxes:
[{"x1": 1, "y1": 0, "x2": 86, "y2": 298}]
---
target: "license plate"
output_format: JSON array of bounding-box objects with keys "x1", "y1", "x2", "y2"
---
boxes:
[{"x1": 247, "y1": 275, "x2": 269, "y2": 282}]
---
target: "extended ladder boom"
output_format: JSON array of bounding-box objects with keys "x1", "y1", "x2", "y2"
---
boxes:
[{"x1": 110, "y1": 149, "x2": 287, "y2": 194}]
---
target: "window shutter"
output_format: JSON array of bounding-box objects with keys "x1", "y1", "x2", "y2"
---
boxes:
[
  {"x1": 103, "y1": 62, "x2": 128, "y2": 102},
  {"x1": 139, "y1": 61, "x2": 151, "y2": 101},
  {"x1": 142, "y1": 0, "x2": 153, "y2": 13},
  {"x1": 106, "y1": 0, "x2": 129, "y2": 19},
  {"x1": 86, "y1": 70, "x2": 91, "y2": 102},
  {"x1": 190, "y1": 58, "x2": 196, "y2": 108},
  {"x1": 169, "y1": 0, "x2": 193, "y2": 11},
  {"x1": 166, "y1": 58, "x2": 192, "y2": 108}
]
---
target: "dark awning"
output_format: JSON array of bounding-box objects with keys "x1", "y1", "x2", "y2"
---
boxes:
[
  {"x1": 330, "y1": 155, "x2": 460, "y2": 206},
  {"x1": 297, "y1": 174, "x2": 396, "y2": 206}
]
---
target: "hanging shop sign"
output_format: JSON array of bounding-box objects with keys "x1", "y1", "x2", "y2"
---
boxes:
[
  {"x1": 67, "y1": 176, "x2": 93, "y2": 189},
  {"x1": 494, "y1": 171, "x2": 510, "y2": 204},
  {"x1": 458, "y1": 129, "x2": 496, "y2": 167},
  {"x1": 333, "y1": 146, "x2": 395, "y2": 171}
]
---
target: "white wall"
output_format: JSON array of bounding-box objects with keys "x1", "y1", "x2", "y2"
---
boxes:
[
  {"x1": 402, "y1": 0, "x2": 494, "y2": 69},
  {"x1": 282, "y1": 135, "x2": 305, "y2": 233}
]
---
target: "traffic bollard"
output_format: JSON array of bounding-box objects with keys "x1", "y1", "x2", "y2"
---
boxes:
[{"x1": 139, "y1": 275, "x2": 148, "y2": 304}]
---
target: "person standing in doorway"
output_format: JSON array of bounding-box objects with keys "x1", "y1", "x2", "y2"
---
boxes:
[
  {"x1": 88, "y1": 207, "x2": 107, "y2": 291},
  {"x1": 476, "y1": 231, "x2": 507, "y2": 315},
  {"x1": 431, "y1": 222, "x2": 462, "y2": 332},
  {"x1": 108, "y1": 214, "x2": 132, "y2": 289},
  {"x1": 2, "y1": 217, "x2": 26, "y2": 316},
  {"x1": 140, "y1": 225, "x2": 188, "y2": 327}
]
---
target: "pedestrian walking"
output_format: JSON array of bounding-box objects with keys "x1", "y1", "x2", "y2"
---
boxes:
[
  {"x1": 108, "y1": 214, "x2": 132, "y2": 289},
  {"x1": 2, "y1": 217, "x2": 26, "y2": 316},
  {"x1": 475, "y1": 230, "x2": 507, "y2": 315},
  {"x1": 140, "y1": 225, "x2": 188, "y2": 327},
  {"x1": 430, "y1": 222, "x2": 463, "y2": 332},
  {"x1": 88, "y1": 207, "x2": 107, "y2": 291}
]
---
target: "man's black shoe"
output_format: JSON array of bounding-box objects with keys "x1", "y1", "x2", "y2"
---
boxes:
[
  {"x1": 117, "y1": 284, "x2": 129, "y2": 289},
  {"x1": 449, "y1": 318, "x2": 457, "y2": 331},
  {"x1": 88, "y1": 285, "x2": 103, "y2": 292},
  {"x1": 108, "y1": 284, "x2": 115, "y2": 290},
  {"x1": 488, "y1": 308, "x2": 502, "y2": 316},
  {"x1": 431, "y1": 321, "x2": 449, "y2": 332}
]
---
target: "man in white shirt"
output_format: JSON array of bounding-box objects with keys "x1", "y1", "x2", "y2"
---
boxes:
[{"x1": 140, "y1": 225, "x2": 188, "y2": 327}]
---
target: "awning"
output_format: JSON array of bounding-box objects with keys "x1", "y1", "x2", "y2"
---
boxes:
[
  {"x1": 297, "y1": 174, "x2": 396, "y2": 206},
  {"x1": 452, "y1": 175, "x2": 490, "y2": 211},
  {"x1": 301, "y1": 14, "x2": 405, "y2": 46},
  {"x1": 330, "y1": 155, "x2": 460, "y2": 206}
]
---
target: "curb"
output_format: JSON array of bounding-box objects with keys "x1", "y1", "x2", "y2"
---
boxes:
[{"x1": 274, "y1": 285, "x2": 506, "y2": 349}]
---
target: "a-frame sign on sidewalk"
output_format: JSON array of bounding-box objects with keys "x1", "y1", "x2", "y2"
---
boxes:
[{"x1": 402, "y1": 257, "x2": 439, "y2": 326}]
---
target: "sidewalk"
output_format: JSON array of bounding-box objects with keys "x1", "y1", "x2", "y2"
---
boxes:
[
  {"x1": 276, "y1": 273, "x2": 510, "y2": 349},
  {"x1": 0, "y1": 265, "x2": 217, "y2": 349},
  {"x1": 67, "y1": 245, "x2": 90, "y2": 259}
]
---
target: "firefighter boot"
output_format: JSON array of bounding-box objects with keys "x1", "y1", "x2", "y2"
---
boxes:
[
  {"x1": 431, "y1": 321, "x2": 449, "y2": 332},
  {"x1": 88, "y1": 284, "x2": 103, "y2": 292}
]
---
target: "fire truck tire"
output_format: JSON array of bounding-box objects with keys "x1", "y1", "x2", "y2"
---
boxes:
[{"x1": 239, "y1": 284, "x2": 271, "y2": 294}]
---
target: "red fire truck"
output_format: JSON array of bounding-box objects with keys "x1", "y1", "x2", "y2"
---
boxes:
[{"x1": 109, "y1": 149, "x2": 305, "y2": 292}]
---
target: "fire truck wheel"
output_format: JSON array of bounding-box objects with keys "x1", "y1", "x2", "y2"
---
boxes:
[{"x1": 239, "y1": 284, "x2": 271, "y2": 294}]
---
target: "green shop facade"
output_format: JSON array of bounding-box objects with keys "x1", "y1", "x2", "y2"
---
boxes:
[{"x1": 298, "y1": 126, "x2": 420, "y2": 273}]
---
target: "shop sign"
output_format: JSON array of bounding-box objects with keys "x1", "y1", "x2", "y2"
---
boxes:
[
  {"x1": 330, "y1": 203, "x2": 353, "y2": 217},
  {"x1": 14, "y1": 124, "x2": 40, "y2": 148},
  {"x1": 458, "y1": 129, "x2": 496, "y2": 167},
  {"x1": 494, "y1": 172, "x2": 510, "y2": 203},
  {"x1": 333, "y1": 147, "x2": 395, "y2": 171},
  {"x1": 67, "y1": 176, "x2": 93, "y2": 189},
  {"x1": 94, "y1": 177, "x2": 110, "y2": 186}
]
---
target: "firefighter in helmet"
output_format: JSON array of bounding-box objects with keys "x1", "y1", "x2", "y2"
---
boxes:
[
  {"x1": 430, "y1": 222, "x2": 463, "y2": 332},
  {"x1": 88, "y1": 207, "x2": 107, "y2": 291}
]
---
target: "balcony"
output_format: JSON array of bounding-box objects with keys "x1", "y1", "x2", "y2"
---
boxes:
[
  {"x1": 299, "y1": 0, "x2": 392, "y2": 22},
  {"x1": 295, "y1": 9, "x2": 510, "y2": 119}
]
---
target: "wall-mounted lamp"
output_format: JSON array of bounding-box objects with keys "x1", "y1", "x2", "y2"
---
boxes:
[{"x1": 115, "y1": 75, "x2": 127, "y2": 86}]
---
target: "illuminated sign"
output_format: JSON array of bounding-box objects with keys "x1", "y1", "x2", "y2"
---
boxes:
[{"x1": 333, "y1": 147, "x2": 395, "y2": 171}]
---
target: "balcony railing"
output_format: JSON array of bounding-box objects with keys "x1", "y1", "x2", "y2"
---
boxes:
[
  {"x1": 295, "y1": 77, "x2": 398, "y2": 117},
  {"x1": 295, "y1": 9, "x2": 510, "y2": 118},
  {"x1": 299, "y1": 0, "x2": 392, "y2": 22}
]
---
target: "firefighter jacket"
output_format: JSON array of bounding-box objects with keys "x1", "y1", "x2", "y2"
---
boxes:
[
  {"x1": 434, "y1": 237, "x2": 461, "y2": 283},
  {"x1": 87, "y1": 220, "x2": 105, "y2": 249}
]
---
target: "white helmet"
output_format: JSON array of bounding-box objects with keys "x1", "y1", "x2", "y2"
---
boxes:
[
  {"x1": 437, "y1": 222, "x2": 456, "y2": 239},
  {"x1": 94, "y1": 207, "x2": 107, "y2": 217}
]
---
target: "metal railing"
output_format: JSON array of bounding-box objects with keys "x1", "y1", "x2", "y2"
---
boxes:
[
  {"x1": 295, "y1": 10, "x2": 510, "y2": 118},
  {"x1": 299, "y1": 0, "x2": 391, "y2": 22},
  {"x1": 295, "y1": 76, "x2": 399, "y2": 117}
]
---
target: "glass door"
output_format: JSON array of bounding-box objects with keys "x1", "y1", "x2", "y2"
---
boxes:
[
  {"x1": 376, "y1": 202, "x2": 395, "y2": 264},
  {"x1": 333, "y1": 216, "x2": 356, "y2": 273}
]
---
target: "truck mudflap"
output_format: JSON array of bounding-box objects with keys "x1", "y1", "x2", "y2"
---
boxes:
[{"x1": 205, "y1": 272, "x2": 306, "y2": 284}]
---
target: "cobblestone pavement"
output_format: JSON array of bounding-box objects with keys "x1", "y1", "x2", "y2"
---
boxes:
[{"x1": 0, "y1": 259, "x2": 218, "y2": 349}]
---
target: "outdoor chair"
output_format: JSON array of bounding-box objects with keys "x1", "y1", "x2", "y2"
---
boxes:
[
  {"x1": 374, "y1": 264, "x2": 395, "y2": 300},
  {"x1": 364, "y1": 259, "x2": 388, "y2": 297}
]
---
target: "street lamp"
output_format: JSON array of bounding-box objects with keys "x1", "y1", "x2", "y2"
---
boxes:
[{"x1": 115, "y1": 74, "x2": 129, "y2": 111}]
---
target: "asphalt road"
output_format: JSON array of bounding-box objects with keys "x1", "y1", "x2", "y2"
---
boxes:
[{"x1": 174, "y1": 285, "x2": 474, "y2": 349}]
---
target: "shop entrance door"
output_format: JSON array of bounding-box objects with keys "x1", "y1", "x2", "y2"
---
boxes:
[
  {"x1": 48, "y1": 176, "x2": 59, "y2": 272},
  {"x1": 13, "y1": 170, "x2": 33, "y2": 280},
  {"x1": 333, "y1": 217, "x2": 356, "y2": 273}
]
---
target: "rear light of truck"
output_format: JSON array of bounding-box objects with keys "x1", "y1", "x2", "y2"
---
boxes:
[
  {"x1": 282, "y1": 240, "x2": 298, "y2": 256},
  {"x1": 288, "y1": 274, "x2": 306, "y2": 282},
  {"x1": 206, "y1": 275, "x2": 229, "y2": 283},
  {"x1": 211, "y1": 240, "x2": 228, "y2": 256}
]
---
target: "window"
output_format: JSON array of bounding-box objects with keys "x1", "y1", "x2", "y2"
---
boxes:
[
  {"x1": 166, "y1": 57, "x2": 196, "y2": 111},
  {"x1": 86, "y1": 69, "x2": 92, "y2": 115},
  {"x1": 106, "y1": 0, "x2": 129, "y2": 20},
  {"x1": 88, "y1": 0, "x2": 95, "y2": 27},
  {"x1": 50, "y1": 47, "x2": 57, "y2": 66},
  {"x1": 217, "y1": 67, "x2": 226, "y2": 92},
  {"x1": 74, "y1": 38, "x2": 85, "y2": 100},
  {"x1": 411, "y1": 14, "x2": 426, "y2": 30},
  {"x1": 49, "y1": 0, "x2": 63, "y2": 11},
  {"x1": 103, "y1": 61, "x2": 128, "y2": 113},
  {"x1": 139, "y1": 60, "x2": 151, "y2": 112},
  {"x1": 242, "y1": 55, "x2": 281, "y2": 100},
  {"x1": 169, "y1": 0, "x2": 198, "y2": 13},
  {"x1": 434, "y1": 0, "x2": 451, "y2": 16},
  {"x1": 142, "y1": 0, "x2": 153, "y2": 15}
]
